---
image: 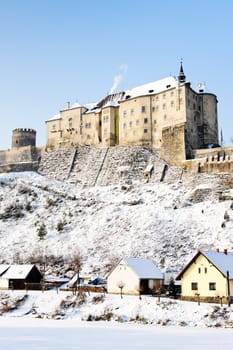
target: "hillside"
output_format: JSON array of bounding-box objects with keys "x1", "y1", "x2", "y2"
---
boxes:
[{"x1": 0, "y1": 167, "x2": 233, "y2": 278}]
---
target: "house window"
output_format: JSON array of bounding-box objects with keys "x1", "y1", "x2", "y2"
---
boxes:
[
  {"x1": 144, "y1": 129, "x2": 148, "y2": 134},
  {"x1": 144, "y1": 118, "x2": 148, "y2": 124},
  {"x1": 191, "y1": 282, "x2": 198, "y2": 290},
  {"x1": 141, "y1": 106, "x2": 146, "y2": 113},
  {"x1": 205, "y1": 267, "x2": 207, "y2": 274},
  {"x1": 198, "y1": 267, "x2": 201, "y2": 274},
  {"x1": 209, "y1": 282, "x2": 216, "y2": 290}
]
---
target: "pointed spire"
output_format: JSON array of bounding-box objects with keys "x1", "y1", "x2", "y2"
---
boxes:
[{"x1": 178, "y1": 58, "x2": 186, "y2": 83}]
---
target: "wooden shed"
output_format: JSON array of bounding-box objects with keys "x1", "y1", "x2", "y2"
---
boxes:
[{"x1": 0, "y1": 264, "x2": 42, "y2": 290}]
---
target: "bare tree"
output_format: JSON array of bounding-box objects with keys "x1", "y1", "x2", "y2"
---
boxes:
[
  {"x1": 117, "y1": 280, "x2": 125, "y2": 299},
  {"x1": 69, "y1": 250, "x2": 83, "y2": 292}
]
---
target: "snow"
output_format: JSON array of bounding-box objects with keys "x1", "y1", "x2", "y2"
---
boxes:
[
  {"x1": 201, "y1": 250, "x2": 233, "y2": 278},
  {"x1": 2, "y1": 264, "x2": 35, "y2": 279},
  {"x1": 123, "y1": 257, "x2": 163, "y2": 279},
  {"x1": 123, "y1": 76, "x2": 177, "y2": 100},
  {"x1": 0, "y1": 171, "x2": 233, "y2": 279},
  {"x1": 0, "y1": 319, "x2": 233, "y2": 350}
]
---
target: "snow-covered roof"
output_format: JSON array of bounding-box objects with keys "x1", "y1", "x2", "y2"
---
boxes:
[
  {"x1": 0, "y1": 265, "x2": 10, "y2": 276},
  {"x1": 177, "y1": 250, "x2": 233, "y2": 280},
  {"x1": 201, "y1": 250, "x2": 233, "y2": 279},
  {"x1": 1, "y1": 265, "x2": 37, "y2": 279},
  {"x1": 122, "y1": 76, "x2": 177, "y2": 100},
  {"x1": 47, "y1": 114, "x2": 61, "y2": 122},
  {"x1": 123, "y1": 257, "x2": 163, "y2": 279}
]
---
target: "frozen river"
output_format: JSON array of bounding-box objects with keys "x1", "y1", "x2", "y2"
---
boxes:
[{"x1": 0, "y1": 318, "x2": 233, "y2": 350}]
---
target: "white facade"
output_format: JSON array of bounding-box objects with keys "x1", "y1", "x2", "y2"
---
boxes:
[{"x1": 107, "y1": 257, "x2": 163, "y2": 295}]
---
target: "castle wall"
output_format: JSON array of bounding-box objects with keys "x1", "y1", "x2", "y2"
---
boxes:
[
  {"x1": 201, "y1": 94, "x2": 219, "y2": 146},
  {"x1": 0, "y1": 146, "x2": 43, "y2": 173},
  {"x1": 160, "y1": 123, "x2": 186, "y2": 165},
  {"x1": 101, "y1": 106, "x2": 118, "y2": 146}
]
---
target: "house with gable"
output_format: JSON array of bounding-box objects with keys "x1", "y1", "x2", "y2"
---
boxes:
[
  {"x1": 107, "y1": 257, "x2": 163, "y2": 296},
  {"x1": 0, "y1": 264, "x2": 42, "y2": 290},
  {"x1": 176, "y1": 249, "x2": 233, "y2": 303}
]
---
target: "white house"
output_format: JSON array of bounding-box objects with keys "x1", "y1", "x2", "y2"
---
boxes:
[{"x1": 107, "y1": 257, "x2": 163, "y2": 295}]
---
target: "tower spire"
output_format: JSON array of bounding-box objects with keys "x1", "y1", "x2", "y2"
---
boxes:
[{"x1": 178, "y1": 58, "x2": 186, "y2": 83}]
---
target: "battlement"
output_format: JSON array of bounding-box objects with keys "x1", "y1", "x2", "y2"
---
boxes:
[
  {"x1": 13, "y1": 128, "x2": 36, "y2": 134},
  {"x1": 12, "y1": 128, "x2": 36, "y2": 148}
]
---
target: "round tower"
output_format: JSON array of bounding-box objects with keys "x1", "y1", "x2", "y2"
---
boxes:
[{"x1": 12, "y1": 128, "x2": 36, "y2": 148}]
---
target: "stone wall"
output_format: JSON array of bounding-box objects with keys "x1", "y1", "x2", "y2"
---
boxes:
[
  {"x1": 160, "y1": 124, "x2": 186, "y2": 165},
  {"x1": 0, "y1": 146, "x2": 42, "y2": 173}
]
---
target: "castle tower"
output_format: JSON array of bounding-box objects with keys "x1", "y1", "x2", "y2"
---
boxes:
[
  {"x1": 12, "y1": 128, "x2": 36, "y2": 148},
  {"x1": 178, "y1": 60, "x2": 186, "y2": 83}
]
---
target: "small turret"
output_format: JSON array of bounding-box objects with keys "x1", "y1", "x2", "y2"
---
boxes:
[
  {"x1": 178, "y1": 60, "x2": 186, "y2": 84},
  {"x1": 12, "y1": 128, "x2": 36, "y2": 148}
]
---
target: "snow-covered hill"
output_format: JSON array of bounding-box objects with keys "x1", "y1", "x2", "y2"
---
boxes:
[{"x1": 0, "y1": 171, "x2": 233, "y2": 277}]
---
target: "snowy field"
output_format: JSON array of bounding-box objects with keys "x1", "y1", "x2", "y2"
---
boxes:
[{"x1": 0, "y1": 318, "x2": 233, "y2": 350}]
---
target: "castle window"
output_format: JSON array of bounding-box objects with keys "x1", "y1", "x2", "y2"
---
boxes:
[
  {"x1": 170, "y1": 91, "x2": 174, "y2": 97},
  {"x1": 123, "y1": 123, "x2": 126, "y2": 129},
  {"x1": 188, "y1": 99, "x2": 190, "y2": 106},
  {"x1": 141, "y1": 106, "x2": 146, "y2": 113},
  {"x1": 179, "y1": 98, "x2": 183, "y2": 104},
  {"x1": 136, "y1": 119, "x2": 139, "y2": 126},
  {"x1": 85, "y1": 122, "x2": 91, "y2": 129},
  {"x1": 129, "y1": 121, "x2": 133, "y2": 127},
  {"x1": 193, "y1": 103, "x2": 196, "y2": 110},
  {"x1": 162, "y1": 103, "x2": 166, "y2": 110},
  {"x1": 103, "y1": 115, "x2": 109, "y2": 123},
  {"x1": 123, "y1": 111, "x2": 127, "y2": 117},
  {"x1": 198, "y1": 267, "x2": 201, "y2": 274},
  {"x1": 144, "y1": 118, "x2": 148, "y2": 124},
  {"x1": 155, "y1": 105, "x2": 159, "y2": 112},
  {"x1": 163, "y1": 93, "x2": 166, "y2": 99},
  {"x1": 69, "y1": 118, "x2": 72, "y2": 128},
  {"x1": 209, "y1": 282, "x2": 216, "y2": 290},
  {"x1": 205, "y1": 267, "x2": 207, "y2": 273},
  {"x1": 52, "y1": 124, "x2": 56, "y2": 130},
  {"x1": 154, "y1": 119, "x2": 157, "y2": 124},
  {"x1": 170, "y1": 101, "x2": 174, "y2": 107},
  {"x1": 153, "y1": 128, "x2": 157, "y2": 133},
  {"x1": 104, "y1": 128, "x2": 107, "y2": 134},
  {"x1": 87, "y1": 134, "x2": 91, "y2": 139},
  {"x1": 156, "y1": 96, "x2": 159, "y2": 101},
  {"x1": 144, "y1": 129, "x2": 148, "y2": 134},
  {"x1": 164, "y1": 114, "x2": 167, "y2": 120},
  {"x1": 152, "y1": 106, "x2": 155, "y2": 113},
  {"x1": 130, "y1": 109, "x2": 134, "y2": 115}
]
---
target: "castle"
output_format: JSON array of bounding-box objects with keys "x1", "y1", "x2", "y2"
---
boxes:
[
  {"x1": 1, "y1": 63, "x2": 233, "y2": 179},
  {"x1": 45, "y1": 63, "x2": 219, "y2": 165}
]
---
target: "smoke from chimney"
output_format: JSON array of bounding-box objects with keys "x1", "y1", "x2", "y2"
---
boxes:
[{"x1": 109, "y1": 64, "x2": 128, "y2": 95}]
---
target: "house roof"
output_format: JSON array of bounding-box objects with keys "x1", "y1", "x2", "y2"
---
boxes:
[
  {"x1": 176, "y1": 250, "x2": 233, "y2": 280},
  {"x1": 0, "y1": 265, "x2": 10, "y2": 276},
  {"x1": 123, "y1": 257, "x2": 163, "y2": 279},
  {"x1": 1, "y1": 265, "x2": 37, "y2": 279}
]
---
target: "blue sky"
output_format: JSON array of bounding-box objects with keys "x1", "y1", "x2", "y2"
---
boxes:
[{"x1": 0, "y1": 0, "x2": 233, "y2": 149}]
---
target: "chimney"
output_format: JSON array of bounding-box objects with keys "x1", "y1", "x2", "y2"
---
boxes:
[
  {"x1": 216, "y1": 248, "x2": 219, "y2": 253},
  {"x1": 224, "y1": 249, "x2": 228, "y2": 255}
]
